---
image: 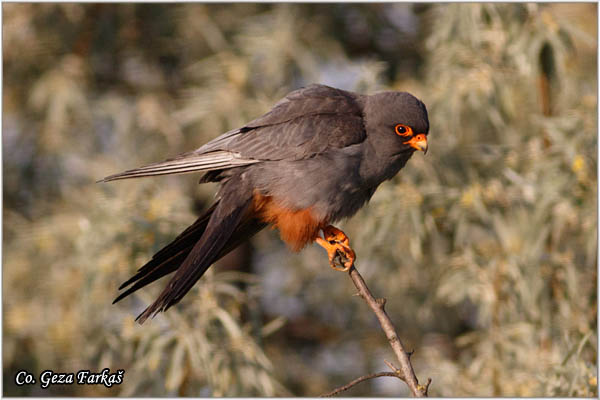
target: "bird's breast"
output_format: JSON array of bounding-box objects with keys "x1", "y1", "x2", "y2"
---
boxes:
[
  {"x1": 247, "y1": 148, "x2": 378, "y2": 226},
  {"x1": 252, "y1": 192, "x2": 325, "y2": 252}
]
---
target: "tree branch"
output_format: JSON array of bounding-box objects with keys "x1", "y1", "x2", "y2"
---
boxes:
[
  {"x1": 344, "y1": 264, "x2": 429, "y2": 397},
  {"x1": 320, "y1": 372, "x2": 399, "y2": 397}
]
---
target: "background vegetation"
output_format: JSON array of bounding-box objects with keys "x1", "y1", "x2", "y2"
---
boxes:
[{"x1": 3, "y1": 3, "x2": 597, "y2": 397}]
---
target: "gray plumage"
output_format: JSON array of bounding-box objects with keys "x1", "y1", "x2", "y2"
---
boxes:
[{"x1": 102, "y1": 84, "x2": 429, "y2": 322}]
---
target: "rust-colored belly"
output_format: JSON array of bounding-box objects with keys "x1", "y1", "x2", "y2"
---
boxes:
[{"x1": 253, "y1": 192, "x2": 325, "y2": 252}]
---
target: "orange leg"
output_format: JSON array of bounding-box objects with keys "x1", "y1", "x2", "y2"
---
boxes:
[{"x1": 315, "y1": 225, "x2": 356, "y2": 272}]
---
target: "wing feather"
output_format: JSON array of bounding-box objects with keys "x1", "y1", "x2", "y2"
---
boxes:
[
  {"x1": 99, "y1": 84, "x2": 366, "y2": 182},
  {"x1": 99, "y1": 150, "x2": 259, "y2": 182}
]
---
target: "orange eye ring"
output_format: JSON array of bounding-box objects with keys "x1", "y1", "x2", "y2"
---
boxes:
[{"x1": 395, "y1": 124, "x2": 413, "y2": 137}]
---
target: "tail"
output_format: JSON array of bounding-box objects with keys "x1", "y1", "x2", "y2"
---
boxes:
[
  {"x1": 129, "y1": 190, "x2": 264, "y2": 324},
  {"x1": 113, "y1": 203, "x2": 219, "y2": 304}
]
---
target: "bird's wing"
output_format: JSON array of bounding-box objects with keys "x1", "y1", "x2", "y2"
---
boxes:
[
  {"x1": 99, "y1": 149, "x2": 259, "y2": 182},
  {"x1": 244, "y1": 84, "x2": 363, "y2": 129},
  {"x1": 100, "y1": 84, "x2": 366, "y2": 182},
  {"x1": 202, "y1": 84, "x2": 367, "y2": 160},
  {"x1": 223, "y1": 113, "x2": 366, "y2": 160}
]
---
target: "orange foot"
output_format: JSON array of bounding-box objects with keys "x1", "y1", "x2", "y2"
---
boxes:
[{"x1": 315, "y1": 225, "x2": 356, "y2": 272}]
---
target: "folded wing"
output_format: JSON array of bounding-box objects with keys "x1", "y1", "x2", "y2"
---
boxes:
[
  {"x1": 99, "y1": 150, "x2": 259, "y2": 182},
  {"x1": 100, "y1": 84, "x2": 366, "y2": 182}
]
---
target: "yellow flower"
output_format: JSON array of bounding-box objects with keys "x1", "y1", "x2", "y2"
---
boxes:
[
  {"x1": 572, "y1": 155, "x2": 585, "y2": 173},
  {"x1": 460, "y1": 184, "x2": 481, "y2": 208}
]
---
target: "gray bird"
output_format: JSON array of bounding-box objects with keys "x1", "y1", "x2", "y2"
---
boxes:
[{"x1": 102, "y1": 84, "x2": 429, "y2": 323}]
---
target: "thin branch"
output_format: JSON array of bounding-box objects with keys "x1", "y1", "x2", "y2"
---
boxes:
[
  {"x1": 320, "y1": 372, "x2": 400, "y2": 397},
  {"x1": 346, "y1": 264, "x2": 430, "y2": 397}
]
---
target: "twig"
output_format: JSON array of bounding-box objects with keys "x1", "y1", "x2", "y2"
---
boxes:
[
  {"x1": 320, "y1": 372, "x2": 399, "y2": 397},
  {"x1": 346, "y1": 264, "x2": 429, "y2": 397}
]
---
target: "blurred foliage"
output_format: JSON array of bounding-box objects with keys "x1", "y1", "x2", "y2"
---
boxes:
[{"x1": 3, "y1": 3, "x2": 597, "y2": 397}]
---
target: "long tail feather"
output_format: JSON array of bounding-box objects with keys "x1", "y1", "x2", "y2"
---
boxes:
[
  {"x1": 135, "y1": 192, "x2": 262, "y2": 324},
  {"x1": 113, "y1": 203, "x2": 219, "y2": 304}
]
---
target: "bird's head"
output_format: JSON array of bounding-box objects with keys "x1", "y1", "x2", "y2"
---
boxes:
[{"x1": 364, "y1": 91, "x2": 429, "y2": 156}]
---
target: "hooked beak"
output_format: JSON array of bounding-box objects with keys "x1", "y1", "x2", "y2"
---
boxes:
[{"x1": 404, "y1": 133, "x2": 428, "y2": 154}]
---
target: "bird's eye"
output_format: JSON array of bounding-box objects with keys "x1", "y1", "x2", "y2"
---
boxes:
[{"x1": 395, "y1": 124, "x2": 412, "y2": 137}]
